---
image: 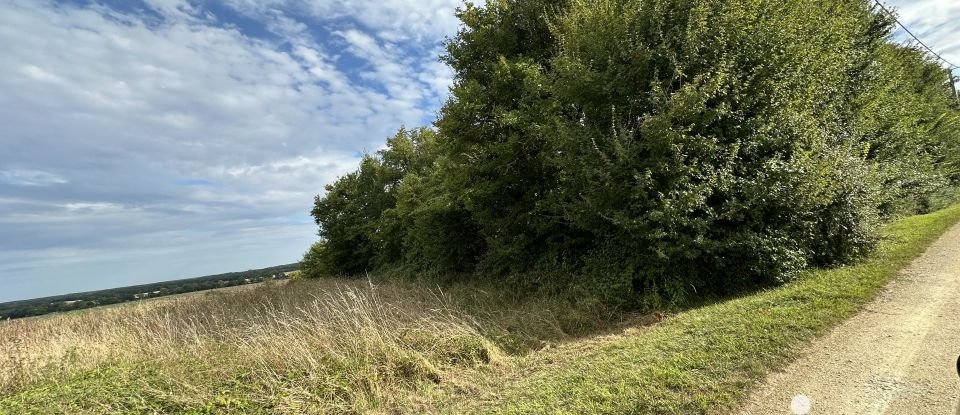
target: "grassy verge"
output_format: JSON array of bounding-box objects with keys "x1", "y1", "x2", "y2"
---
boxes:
[
  {"x1": 447, "y1": 204, "x2": 960, "y2": 414},
  {"x1": 2, "y1": 205, "x2": 958, "y2": 414}
]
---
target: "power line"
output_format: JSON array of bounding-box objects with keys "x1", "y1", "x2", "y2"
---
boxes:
[{"x1": 872, "y1": 0, "x2": 959, "y2": 70}]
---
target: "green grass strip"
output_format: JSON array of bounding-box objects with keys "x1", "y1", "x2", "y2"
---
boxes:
[{"x1": 477, "y1": 205, "x2": 960, "y2": 414}]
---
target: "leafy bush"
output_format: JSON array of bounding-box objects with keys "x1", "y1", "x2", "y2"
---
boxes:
[
  {"x1": 306, "y1": 0, "x2": 960, "y2": 307},
  {"x1": 299, "y1": 241, "x2": 329, "y2": 279}
]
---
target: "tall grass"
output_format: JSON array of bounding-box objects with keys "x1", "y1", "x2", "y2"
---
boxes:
[
  {"x1": 0, "y1": 277, "x2": 625, "y2": 414},
  {"x1": 1, "y1": 280, "x2": 490, "y2": 413}
]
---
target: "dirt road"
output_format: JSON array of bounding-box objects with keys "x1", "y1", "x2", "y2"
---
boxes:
[{"x1": 739, "y1": 223, "x2": 960, "y2": 415}]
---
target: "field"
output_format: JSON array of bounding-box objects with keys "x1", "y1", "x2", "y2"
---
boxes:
[
  {"x1": 0, "y1": 263, "x2": 299, "y2": 320},
  {"x1": 3, "y1": 205, "x2": 960, "y2": 414},
  {"x1": 0, "y1": 276, "x2": 629, "y2": 414}
]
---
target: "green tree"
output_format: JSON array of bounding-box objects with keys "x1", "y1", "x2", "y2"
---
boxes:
[{"x1": 309, "y1": 127, "x2": 439, "y2": 275}]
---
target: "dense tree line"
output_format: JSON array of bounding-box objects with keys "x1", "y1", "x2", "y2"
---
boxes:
[
  {"x1": 0, "y1": 264, "x2": 298, "y2": 320},
  {"x1": 305, "y1": 0, "x2": 960, "y2": 307}
]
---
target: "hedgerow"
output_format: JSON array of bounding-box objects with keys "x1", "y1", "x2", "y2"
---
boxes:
[{"x1": 304, "y1": 0, "x2": 960, "y2": 307}]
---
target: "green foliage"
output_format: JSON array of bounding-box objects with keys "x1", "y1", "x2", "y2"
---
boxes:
[
  {"x1": 308, "y1": 127, "x2": 440, "y2": 275},
  {"x1": 299, "y1": 241, "x2": 329, "y2": 279},
  {"x1": 309, "y1": 0, "x2": 960, "y2": 306}
]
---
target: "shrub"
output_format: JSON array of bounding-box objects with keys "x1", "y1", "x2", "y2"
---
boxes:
[{"x1": 299, "y1": 242, "x2": 329, "y2": 279}]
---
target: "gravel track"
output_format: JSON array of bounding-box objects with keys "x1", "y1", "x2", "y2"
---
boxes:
[{"x1": 739, "y1": 223, "x2": 960, "y2": 415}]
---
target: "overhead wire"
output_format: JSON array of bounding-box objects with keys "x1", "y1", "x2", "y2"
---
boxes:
[
  {"x1": 871, "y1": 0, "x2": 960, "y2": 105},
  {"x1": 872, "y1": 0, "x2": 959, "y2": 71}
]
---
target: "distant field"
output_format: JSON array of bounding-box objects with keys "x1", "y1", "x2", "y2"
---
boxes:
[
  {"x1": 0, "y1": 263, "x2": 299, "y2": 320},
  {"x1": 80, "y1": 279, "x2": 293, "y2": 315},
  {"x1": 2, "y1": 206, "x2": 959, "y2": 414}
]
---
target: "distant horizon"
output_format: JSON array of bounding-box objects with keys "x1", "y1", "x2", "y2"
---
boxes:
[{"x1": 0, "y1": 261, "x2": 301, "y2": 305}]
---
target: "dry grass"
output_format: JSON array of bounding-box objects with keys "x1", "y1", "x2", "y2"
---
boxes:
[
  {"x1": 0, "y1": 276, "x2": 624, "y2": 414},
  {"x1": 0, "y1": 279, "x2": 511, "y2": 413}
]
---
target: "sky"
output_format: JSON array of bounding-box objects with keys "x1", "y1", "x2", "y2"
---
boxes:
[{"x1": 0, "y1": 0, "x2": 957, "y2": 303}]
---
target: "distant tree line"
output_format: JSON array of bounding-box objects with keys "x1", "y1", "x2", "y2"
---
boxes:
[
  {"x1": 303, "y1": 0, "x2": 960, "y2": 308},
  {"x1": 0, "y1": 263, "x2": 299, "y2": 320}
]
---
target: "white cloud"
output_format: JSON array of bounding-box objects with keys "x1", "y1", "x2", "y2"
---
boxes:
[
  {"x1": 335, "y1": 28, "x2": 428, "y2": 102},
  {"x1": 142, "y1": 0, "x2": 201, "y2": 21},
  {"x1": 0, "y1": 169, "x2": 68, "y2": 186},
  {"x1": 0, "y1": 0, "x2": 460, "y2": 301},
  {"x1": 225, "y1": 0, "x2": 464, "y2": 43},
  {"x1": 886, "y1": 0, "x2": 960, "y2": 71},
  {"x1": 63, "y1": 202, "x2": 126, "y2": 212}
]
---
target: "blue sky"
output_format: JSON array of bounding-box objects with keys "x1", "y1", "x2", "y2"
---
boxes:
[{"x1": 0, "y1": 0, "x2": 957, "y2": 302}]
